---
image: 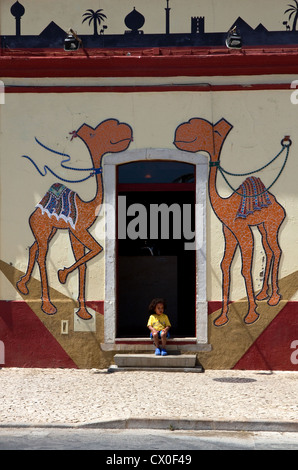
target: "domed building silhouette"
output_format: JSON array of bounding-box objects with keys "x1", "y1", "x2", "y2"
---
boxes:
[{"x1": 124, "y1": 7, "x2": 145, "y2": 35}]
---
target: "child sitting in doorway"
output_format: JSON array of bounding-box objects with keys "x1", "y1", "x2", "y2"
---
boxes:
[{"x1": 147, "y1": 298, "x2": 171, "y2": 356}]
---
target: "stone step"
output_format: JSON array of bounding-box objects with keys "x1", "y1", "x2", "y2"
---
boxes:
[{"x1": 109, "y1": 353, "x2": 203, "y2": 372}]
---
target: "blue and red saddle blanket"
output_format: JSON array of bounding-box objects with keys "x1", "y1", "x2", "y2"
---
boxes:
[
  {"x1": 236, "y1": 176, "x2": 271, "y2": 219},
  {"x1": 36, "y1": 183, "x2": 78, "y2": 228}
]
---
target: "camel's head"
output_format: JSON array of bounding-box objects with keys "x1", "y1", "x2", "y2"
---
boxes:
[
  {"x1": 174, "y1": 118, "x2": 233, "y2": 159},
  {"x1": 75, "y1": 119, "x2": 133, "y2": 158}
]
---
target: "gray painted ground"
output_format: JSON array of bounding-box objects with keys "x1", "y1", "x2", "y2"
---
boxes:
[{"x1": 0, "y1": 428, "x2": 297, "y2": 450}]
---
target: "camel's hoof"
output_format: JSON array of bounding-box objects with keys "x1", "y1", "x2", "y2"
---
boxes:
[
  {"x1": 41, "y1": 301, "x2": 57, "y2": 315},
  {"x1": 256, "y1": 291, "x2": 269, "y2": 301},
  {"x1": 244, "y1": 311, "x2": 259, "y2": 325},
  {"x1": 58, "y1": 268, "x2": 68, "y2": 284},
  {"x1": 76, "y1": 308, "x2": 93, "y2": 320},
  {"x1": 267, "y1": 294, "x2": 281, "y2": 306},
  {"x1": 213, "y1": 314, "x2": 229, "y2": 327},
  {"x1": 16, "y1": 280, "x2": 29, "y2": 295}
]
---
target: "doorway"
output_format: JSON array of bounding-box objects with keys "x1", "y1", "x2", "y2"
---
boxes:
[{"x1": 116, "y1": 160, "x2": 196, "y2": 338}]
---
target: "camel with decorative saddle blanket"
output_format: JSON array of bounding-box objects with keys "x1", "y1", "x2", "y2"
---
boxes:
[
  {"x1": 17, "y1": 119, "x2": 133, "y2": 320},
  {"x1": 174, "y1": 117, "x2": 289, "y2": 328}
]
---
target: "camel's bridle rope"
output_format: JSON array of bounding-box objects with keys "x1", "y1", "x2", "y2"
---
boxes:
[
  {"x1": 22, "y1": 137, "x2": 102, "y2": 183},
  {"x1": 209, "y1": 137, "x2": 292, "y2": 198}
]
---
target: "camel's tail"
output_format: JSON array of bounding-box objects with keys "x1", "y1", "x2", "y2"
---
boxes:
[{"x1": 236, "y1": 176, "x2": 271, "y2": 219}]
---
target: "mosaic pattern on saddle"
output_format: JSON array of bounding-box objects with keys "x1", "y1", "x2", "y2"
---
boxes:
[
  {"x1": 36, "y1": 183, "x2": 78, "y2": 228},
  {"x1": 236, "y1": 176, "x2": 271, "y2": 219}
]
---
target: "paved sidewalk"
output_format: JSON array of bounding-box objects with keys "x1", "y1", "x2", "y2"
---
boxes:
[{"x1": 0, "y1": 368, "x2": 297, "y2": 432}]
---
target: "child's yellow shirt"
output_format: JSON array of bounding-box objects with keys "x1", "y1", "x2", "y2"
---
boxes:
[{"x1": 147, "y1": 313, "x2": 171, "y2": 331}]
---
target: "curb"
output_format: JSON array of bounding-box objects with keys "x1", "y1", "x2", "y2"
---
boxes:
[
  {"x1": 108, "y1": 365, "x2": 204, "y2": 373},
  {"x1": 1, "y1": 418, "x2": 298, "y2": 433},
  {"x1": 80, "y1": 418, "x2": 298, "y2": 433}
]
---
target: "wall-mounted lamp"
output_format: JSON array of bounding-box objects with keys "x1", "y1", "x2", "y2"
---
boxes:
[
  {"x1": 225, "y1": 26, "x2": 242, "y2": 49},
  {"x1": 64, "y1": 28, "x2": 82, "y2": 51}
]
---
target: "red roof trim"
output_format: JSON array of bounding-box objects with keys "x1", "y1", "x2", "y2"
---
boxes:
[{"x1": 1, "y1": 47, "x2": 298, "y2": 77}]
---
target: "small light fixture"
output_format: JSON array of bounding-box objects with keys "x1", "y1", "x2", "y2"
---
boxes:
[
  {"x1": 225, "y1": 26, "x2": 242, "y2": 49},
  {"x1": 64, "y1": 28, "x2": 82, "y2": 51}
]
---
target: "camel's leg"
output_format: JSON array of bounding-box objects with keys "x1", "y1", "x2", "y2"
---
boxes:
[
  {"x1": 239, "y1": 227, "x2": 259, "y2": 325},
  {"x1": 58, "y1": 229, "x2": 102, "y2": 285},
  {"x1": 16, "y1": 225, "x2": 57, "y2": 296},
  {"x1": 263, "y1": 223, "x2": 283, "y2": 306},
  {"x1": 37, "y1": 244, "x2": 57, "y2": 314},
  {"x1": 69, "y1": 232, "x2": 92, "y2": 320},
  {"x1": 255, "y1": 224, "x2": 273, "y2": 301},
  {"x1": 214, "y1": 225, "x2": 238, "y2": 327},
  {"x1": 16, "y1": 241, "x2": 38, "y2": 295},
  {"x1": 29, "y1": 212, "x2": 57, "y2": 315}
]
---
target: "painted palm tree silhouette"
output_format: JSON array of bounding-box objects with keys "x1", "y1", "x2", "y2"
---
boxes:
[
  {"x1": 284, "y1": 0, "x2": 298, "y2": 31},
  {"x1": 82, "y1": 9, "x2": 107, "y2": 36}
]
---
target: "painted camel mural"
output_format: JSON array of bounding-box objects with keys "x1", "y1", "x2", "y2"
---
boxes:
[
  {"x1": 174, "y1": 117, "x2": 290, "y2": 326},
  {"x1": 17, "y1": 119, "x2": 133, "y2": 319}
]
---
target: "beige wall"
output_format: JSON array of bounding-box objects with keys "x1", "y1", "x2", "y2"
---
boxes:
[{"x1": 1, "y1": 88, "x2": 297, "y2": 304}]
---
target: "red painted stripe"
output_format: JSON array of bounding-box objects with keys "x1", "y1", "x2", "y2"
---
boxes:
[
  {"x1": 4, "y1": 84, "x2": 291, "y2": 94},
  {"x1": 114, "y1": 339, "x2": 197, "y2": 345},
  {"x1": 118, "y1": 183, "x2": 195, "y2": 192},
  {"x1": 0, "y1": 301, "x2": 78, "y2": 368},
  {"x1": 233, "y1": 301, "x2": 298, "y2": 371},
  {"x1": 85, "y1": 300, "x2": 104, "y2": 315}
]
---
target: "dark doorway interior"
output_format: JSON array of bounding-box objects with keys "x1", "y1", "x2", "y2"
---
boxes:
[{"x1": 117, "y1": 189, "x2": 196, "y2": 338}]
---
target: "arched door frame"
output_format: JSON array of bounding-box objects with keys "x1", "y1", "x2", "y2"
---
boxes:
[{"x1": 103, "y1": 148, "x2": 208, "y2": 346}]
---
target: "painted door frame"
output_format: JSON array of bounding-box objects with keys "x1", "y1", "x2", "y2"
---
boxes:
[{"x1": 103, "y1": 148, "x2": 208, "y2": 345}]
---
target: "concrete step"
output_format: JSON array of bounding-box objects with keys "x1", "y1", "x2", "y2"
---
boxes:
[{"x1": 109, "y1": 353, "x2": 203, "y2": 372}]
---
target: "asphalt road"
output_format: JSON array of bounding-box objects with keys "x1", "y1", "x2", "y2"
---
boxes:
[{"x1": 0, "y1": 428, "x2": 297, "y2": 451}]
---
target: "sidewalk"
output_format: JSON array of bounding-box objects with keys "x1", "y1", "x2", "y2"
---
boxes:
[{"x1": 0, "y1": 368, "x2": 297, "y2": 432}]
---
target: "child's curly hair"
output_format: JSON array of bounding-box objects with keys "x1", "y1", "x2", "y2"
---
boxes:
[{"x1": 148, "y1": 298, "x2": 167, "y2": 314}]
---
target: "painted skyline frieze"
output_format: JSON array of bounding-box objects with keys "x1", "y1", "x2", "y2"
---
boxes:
[{"x1": 1, "y1": 1, "x2": 298, "y2": 49}]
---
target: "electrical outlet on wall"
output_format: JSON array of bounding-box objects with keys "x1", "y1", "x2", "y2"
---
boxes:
[{"x1": 61, "y1": 320, "x2": 69, "y2": 335}]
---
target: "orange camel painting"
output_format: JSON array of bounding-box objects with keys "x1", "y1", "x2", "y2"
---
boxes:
[
  {"x1": 174, "y1": 117, "x2": 290, "y2": 326},
  {"x1": 17, "y1": 119, "x2": 133, "y2": 319}
]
